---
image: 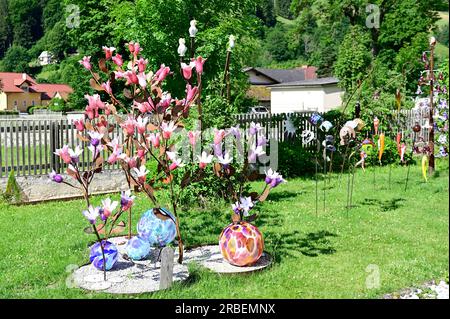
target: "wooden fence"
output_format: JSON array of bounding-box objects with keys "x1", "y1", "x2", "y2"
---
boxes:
[
  {"x1": 0, "y1": 119, "x2": 124, "y2": 178},
  {"x1": 0, "y1": 110, "x2": 432, "y2": 178}
]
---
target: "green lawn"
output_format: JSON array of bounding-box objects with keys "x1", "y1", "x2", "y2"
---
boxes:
[{"x1": 0, "y1": 159, "x2": 448, "y2": 299}]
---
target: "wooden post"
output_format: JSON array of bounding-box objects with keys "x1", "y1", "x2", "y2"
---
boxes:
[
  {"x1": 428, "y1": 42, "x2": 436, "y2": 174},
  {"x1": 159, "y1": 247, "x2": 174, "y2": 290}
]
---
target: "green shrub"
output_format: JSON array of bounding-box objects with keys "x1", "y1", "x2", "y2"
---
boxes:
[
  {"x1": 27, "y1": 105, "x2": 47, "y2": 114},
  {"x1": 48, "y1": 98, "x2": 67, "y2": 112},
  {"x1": 0, "y1": 110, "x2": 19, "y2": 116},
  {"x1": 277, "y1": 141, "x2": 315, "y2": 178},
  {"x1": 2, "y1": 170, "x2": 23, "y2": 204},
  {"x1": 364, "y1": 135, "x2": 413, "y2": 166}
]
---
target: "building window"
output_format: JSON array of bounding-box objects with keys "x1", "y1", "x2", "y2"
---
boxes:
[{"x1": 32, "y1": 100, "x2": 35, "y2": 106}]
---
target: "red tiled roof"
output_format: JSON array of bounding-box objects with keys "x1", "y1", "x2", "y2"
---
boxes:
[
  {"x1": 0, "y1": 72, "x2": 37, "y2": 92},
  {"x1": 0, "y1": 72, "x2": 73, "y2": 101},
  {"x1": 34, "y1": 84, "x2": 73, "y2": 100}
]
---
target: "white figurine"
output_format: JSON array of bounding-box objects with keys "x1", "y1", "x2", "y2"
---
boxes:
[
  {"x1": 228, "y1": 35, "x2": 236, "y2": 51},
  {"x1": 177, "y1": 38, "x2": 187, "y2": 57},
  {"x1": 189, "y1": 20, "x2": 198, "y2": 38}
]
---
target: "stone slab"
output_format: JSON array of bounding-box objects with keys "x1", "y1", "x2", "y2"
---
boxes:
[
  {"x1": 183, "y1": 245, "x2": 272, "y2": 274},
  {"x1": 0, "y1": 170, "x2": 128, "y2": 203}
]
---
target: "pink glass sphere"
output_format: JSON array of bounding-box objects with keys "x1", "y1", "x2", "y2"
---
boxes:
[{"x1": 219, "y1": 221, "x2": 264, "y2": 267}]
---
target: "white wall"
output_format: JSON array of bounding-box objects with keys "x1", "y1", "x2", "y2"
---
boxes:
[
  {"x1": 270, "y1": 85, "x2": 343, "y2": 113},
  {"x1": 0, "y1": 93, "x2": 7, "y2": 111},
  {"x1": 323, "y1": 86, "x2": 344, "y2": 112},
  {"x1": 271, "y1": 87, "x2": 325, "y2": 113}
]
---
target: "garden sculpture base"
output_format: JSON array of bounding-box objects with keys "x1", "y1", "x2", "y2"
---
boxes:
[
  {"x1": 184, "y1": 245, "x2": 272, "y2": 274},
  {"x1": 73, "y1": 237, "x2": 272, "y2": 294},
  {"x1": 72, "y1": 236, "x2": 189, "y2": 294}
]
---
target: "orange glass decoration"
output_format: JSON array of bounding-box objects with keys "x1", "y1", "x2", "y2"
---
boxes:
[{"x1": 219, "y1": 221, "x2": 264, "y2": 267}]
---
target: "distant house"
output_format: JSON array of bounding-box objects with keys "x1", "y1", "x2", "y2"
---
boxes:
[
  {"x1": 244, "y1": 66, "x2": 318, "y2": 109},
  {"x1": 0, "y1": 72, "x2": 73, "y2": 112},
  {"x1": 269, "y1": 77, "x2": 343, "y2": 113},
  {"x1": 38, "y1": 51, "x2": 55, "y2": 66}
]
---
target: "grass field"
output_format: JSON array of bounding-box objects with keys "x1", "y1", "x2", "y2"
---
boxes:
[{"x1": 0, "y1": 159, "x2": 448, "y2": 299}]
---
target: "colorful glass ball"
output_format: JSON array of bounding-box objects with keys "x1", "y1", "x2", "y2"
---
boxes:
[
  {"x1": 89, "y1": 240, "x2": 118, "y2": 271},
  {"x1": 309, "y1": 113, "x2": 323, "y2": 126},
  {"x1": 219, "y1": 221, "x2": 264, "y2": 267},
  {"x1": 137, "y1": 208, "x2": 177, "y2": 247},
  {"x1": 126, "y1": 236, "x2": 151, "y2": 261}
]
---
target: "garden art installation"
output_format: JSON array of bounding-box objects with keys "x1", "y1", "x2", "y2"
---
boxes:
[{"x1": 49, "y1": 24, "x2": 284, "y2": 288}]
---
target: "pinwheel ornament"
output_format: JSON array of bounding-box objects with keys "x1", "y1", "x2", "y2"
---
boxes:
[{"x1": 301, "y1": 130, "x2": 315, "y2": 144}]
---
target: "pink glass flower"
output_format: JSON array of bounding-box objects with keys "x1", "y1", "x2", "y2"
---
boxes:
[
  {"x1": 79, "y1": 56, "x2": 91, "y2": 71},
  {"x1": 101, "y1": 80, "x2": 112, "y2": 94},
  {"x1": 136, "y1": 116, "x2": 148, "y2": 134},
  {"x1": 73, "y1": 119, "x2": 84, "y2": 132},
  {"x1": 112, "y1": 54, "x2": 123, "y2": 67},
  {"x1": 121, "y1": 116, "x2": 137, "y2": 135},
  {"x1": 148, "y1": 133, "x2": 161, "y2": 148},
  {"x1": 155, "y1": 64, "x2": 171, "y2": 82},
  {"x1": 161, "y1": 121, "x2": 177, "y2": 139},
  {"x1": 102, "y1": 46, "x2": 116, "y2": 60},
  {"x1": 197, "y1": 151, "x2": 213, "y2": 169},
  {"x1": 137, "y1": 58, "x2": 148, "y2": 73},
  {"x1": 188, "y1": 131, "x2": 200, "y2": 146},
  {"x1": 181, "y1": 62, "x2": 195, "y2": 80},
  {"x1": 194, "y1": 56, "x2": 206, "y2": 74}
]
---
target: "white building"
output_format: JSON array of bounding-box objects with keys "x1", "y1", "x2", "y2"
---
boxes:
[
  {"x1": 38, "y1": 51, "x2": 55, "y2": 66},
  {"x1": 269, "y1": 77, "x2": 344, "y2": 113}
]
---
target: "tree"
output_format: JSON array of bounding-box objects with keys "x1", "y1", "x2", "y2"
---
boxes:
[
  {"x1": 7, "y1": 0, "x2": 43, "y2": 48},
  {"x1": 0, "y1": 45, "x2": 30, "y2": 72},
  {"x1": 0, "y1": 0, "x2": 11, "y2": 58},
  {"x1": 256, "y1": 0, "x2": 277, "y2": 27},
  {"x1": 436, "y1": 24, "x2": 449, "y2": 47},
  {"x1": 265, "y1": 24, "x2": 293, "y2": 62},
  {"x1": 42, "y1": 0, "x2": 64, "y2": 32},
  {"x1": 107, "y1": 0, "x2": 260, "y2": 126},
  {"x1": 333, "y1": 26, "x2": 372, "y2": 94}
]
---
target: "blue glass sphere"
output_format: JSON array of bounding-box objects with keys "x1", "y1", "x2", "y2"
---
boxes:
[
  {"x1": 126, "y1": 236, "x2": 151, "y2": 261},
  {"x1": 137, "y1": 208, "x2": 177, "y2": 247},
  {"x1": 89, "y1": 240, "x2": 118, "y2": 271}
]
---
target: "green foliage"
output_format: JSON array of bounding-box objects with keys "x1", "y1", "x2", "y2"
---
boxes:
[
  {"x1": 0, "y1": 0, "x2": 11, "y2": 58},
  {"x1": 436, "y1": 23, "x2": 449, "y2": 47},
  {"x1": 2, "y1": 170, "x2": 22, "y2": 204},
  {"x1": 256, "y1": 0, "x2": 277, "y2": 28},
  {"x1": 27, "y1": 105, "x2": 47, "y2": 114},
  {"x1": 364, "y1": 135, "x2": 413, "y2": 166},
  {"x1": 277, "y1": 141, "x2": 315, "y2": 178},
  {"x1": 0, "y1": 110, "x2": 19, "y2": 115},
  {"x1": 334, "y1": 25, "x2": 372, "y2": 93},
  {"x1": 7, "y1": 0, "x2": 43, "y2": 49},
  {"x1": 0, "y1": 45, "x2": 30, "y2": 72},
  {"x1": 47, "y1": 98, "x2": 67, "y2": 113},
  {"x1": 265, "y1": 24, "x2": 294, "y2": 62}
]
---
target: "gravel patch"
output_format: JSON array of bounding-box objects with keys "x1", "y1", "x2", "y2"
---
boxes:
[{"x1": 384, "y1": 280, "x2": 449, "y2": 299}]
